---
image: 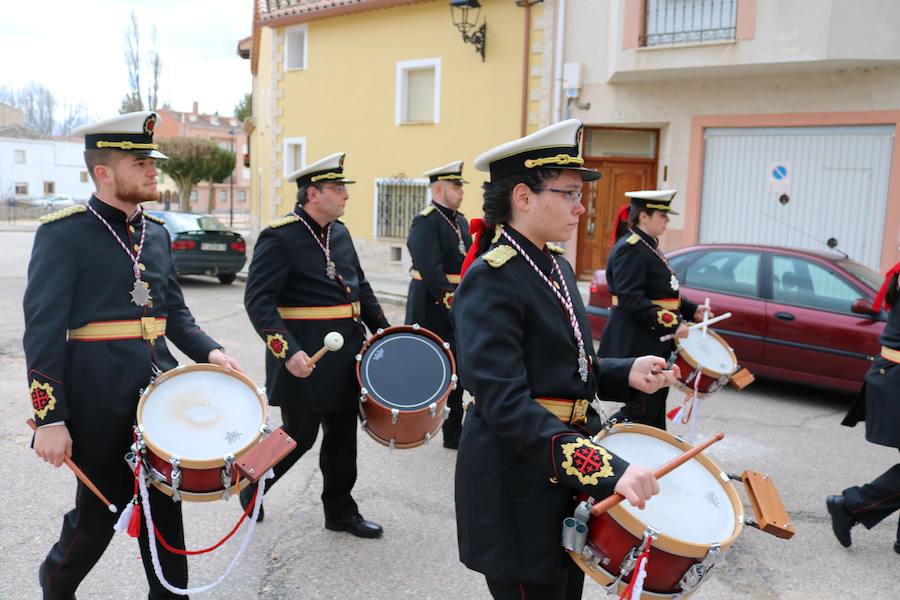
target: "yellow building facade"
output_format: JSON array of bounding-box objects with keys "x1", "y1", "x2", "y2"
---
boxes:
[{"x1": 246, "y1": 0, "x2": 556, "y2": 269}]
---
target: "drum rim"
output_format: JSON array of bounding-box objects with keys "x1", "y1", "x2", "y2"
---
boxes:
[
  {"x1": 136, "y1": 364, "x2": 267, "y2": 470},
  {"x1": 596, "y1": 423, "x2": 744, "y2": 559},
  {"x1": 361, "y1": 422, "x2": 442, "y2": 449},
  {"x1": 150, "y1": 476, "x2": 251, "y2": 503},
  {"x1": 675, "y1": 328, "x2": 738, "y2": 379},
  {"x1": 356, "y1": 324, "x2": 456, "y2": 413}
]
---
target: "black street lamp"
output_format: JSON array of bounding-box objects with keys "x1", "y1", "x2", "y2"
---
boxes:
[
  {"x1": 450, "y1": 0, "x2": 486, "y2": 61},
  {"x1": 228, "y1": 127, "x2": 236, "y2": 227}
]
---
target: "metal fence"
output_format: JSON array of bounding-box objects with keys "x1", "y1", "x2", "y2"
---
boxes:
[
  {"x1": 643, "y1": 0, "x2": 737, "y2": 47},
  {"x1": 375, "y1": 178, "x2": 430, "y2": 239}
]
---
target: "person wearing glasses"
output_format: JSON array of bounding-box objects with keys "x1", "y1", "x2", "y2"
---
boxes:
[
  {"x1": 405, "y1": 160, "x2": 472, "y2": 449},
  {"x1": 598, "y1": 190, "x2": 710, "y2": 430},
  {"x1": 243, "y1": 152, "x2": 390, "y2": 538},
  {"x1": 452, "y1": 119, "x2": 676, "y2": 599}
]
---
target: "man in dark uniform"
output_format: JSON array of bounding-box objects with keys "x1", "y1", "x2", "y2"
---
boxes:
[
  {"x1": 453, "y1": 119, "x2": 675, "y2": 599},
  {"x1": 598, "y1": 190, "x2": 708, "y2": 430},
  {"x1": 25, "y1": 111, "x2": 240, "y2": 599},
  {"x1": 405, "y1": 160, "x2": 472, "y2": 448},
  {"x1": 243, "y1": 152, "x2": 389, "y2": 538},
  {"x1": 828, "y1": 263, "x2": 900, "y2": 554}
]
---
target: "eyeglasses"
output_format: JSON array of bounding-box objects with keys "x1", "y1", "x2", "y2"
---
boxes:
[
  {"x1": 321, "y1": 183, "x2": 347, "y2": 193},
  {"x1": 533, "y1": 187, "x2": 583, "y2": 205}
]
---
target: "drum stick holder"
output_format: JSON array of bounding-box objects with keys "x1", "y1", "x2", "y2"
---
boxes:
[
  {"x1": 728, "y1": 470, "x2": 795, "y2": 539},
  {"x1": 561, "y1": 500, "x2": 592, "y2": 552},
  {"x1": 236, "y1": 427, "x2": 297, "y2": 483}
]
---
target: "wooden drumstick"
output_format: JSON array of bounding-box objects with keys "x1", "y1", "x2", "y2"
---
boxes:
[
  {"x1": 307, "y1": 331, "x2": 344, "y2": 366},
  {"x1": 590, "y1": 432, "x2": 725, "y2": 516},
  {"x1": 27, "y1": 418, "x2": 118, "y2": 513}
]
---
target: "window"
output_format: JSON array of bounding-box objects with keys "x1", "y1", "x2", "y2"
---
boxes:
[
  {"x1": 584, "y1": 129, "x2": 657, "y2": 159},
  {"x1": 14, "y1": 182, "x2": 28, "y2": 195},
  {"x1": 242, "y1": 168, "x2": 251, "y2": 180},
  {"x1": 396, "y1": 58, "x2": 440, "y2": 125},
  {"x1": 772, "y1": 256, "x2": 861, "y2": 314},
  {"x1": 285, "y1": 24, "x2": 308, "y2": 71},
  {"x1": 238, "y1": 191, "x2": 247, "y2": 203},
  {"x1": 14, "y1": 149, "x2": 25, "y2": 164},
  {"x1": 375, "y1": 178, "x2": 430, "y2": 239},
  {"x1": 644, "y1": 0, "x2": 737, "y2": 47},
  {"x1": 43, "y1": 181, "x2": 55, "y2": 195},
  {"x1": 283, "y1": 137, "x2": 306, "y2": 177},
  {"x1": 683, "y1": 250, "x2": 760, "y2": 297},
  {"x1": 219, "y1": 190, "x2": 227, "y2": 202},
  {"x1": 80, "y1": 171, "x2": 89, "y2": 183},
  {"x1": 190, "y1": 191, "x2": 198, "y2": 204}
]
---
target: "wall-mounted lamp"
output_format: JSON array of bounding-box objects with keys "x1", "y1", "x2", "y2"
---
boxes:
[{"x1": 450, "y1": 0, "x2": 486, "y2": 62}]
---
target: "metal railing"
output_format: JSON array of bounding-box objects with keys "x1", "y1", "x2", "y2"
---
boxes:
[
  {"x1": 642, "y1": 0, "x2": 737, "y2": 47},
  {"x1": 375, "y1": 177, "x2": 430, "y2": 239}
]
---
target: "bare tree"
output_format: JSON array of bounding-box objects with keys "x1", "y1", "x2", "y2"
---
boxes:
[
  {"x1": 15, "y1": 83, "x2": 56, "y2": 134},
  {"x1": 58, "y1": 101, "x2": 89, "y2": 136},
  {"x1": 121, "y1": 10, "x2": 144, "y2": 113},
  {"x1": 146, "y1": 27, "x2": 162, "y2": 111}
]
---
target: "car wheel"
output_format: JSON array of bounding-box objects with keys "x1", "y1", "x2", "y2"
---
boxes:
[{"x1": 217, "y1": 273, "x2": 237, "y2": 285}]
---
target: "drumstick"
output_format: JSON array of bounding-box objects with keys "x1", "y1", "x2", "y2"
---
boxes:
[
  {"x1": 701, "y1": 298, "x2": 710, "y2": 339},
  {"x1": 590, "y1": 432, "x2": 725, "y2": 516},
  {"x1": 659, "y1": 312, "x2": 733, "y2": 342},
  {"x1": 307, "y1": 331, "x2": 344, "y2": 366},
  {"x1": 27, "y1": 418, "x2": 118, "y2": 513}
]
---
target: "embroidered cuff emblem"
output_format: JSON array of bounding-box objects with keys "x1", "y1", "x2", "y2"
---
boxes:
[
  {"x1": 560, "y1": 437, "x2": 614, "y2": 486},
  {"x1": 442, "y1": 291, "x2": 454, "y2": 310},
  {"x1": 30, "y1": 380, "x2": 57, "y2": 420},
  {"x1": 657, "y1": 309, "x2": 678, "y2": 328},
  {"x1": 267, "y1": 333, "x2": 288, "y2": 359}
]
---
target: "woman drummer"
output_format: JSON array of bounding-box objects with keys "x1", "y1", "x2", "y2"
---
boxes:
[
  {"x1": 452, "y1": 119, "x2": 677, "y2": 600},
  {"x1": 598, "y1": 190, "x2": 711, "y2": 430}
]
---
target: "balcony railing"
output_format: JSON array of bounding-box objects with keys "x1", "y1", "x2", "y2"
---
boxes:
[{"x1": 642, "y1": 0, "x2": 737, "y2": 47}]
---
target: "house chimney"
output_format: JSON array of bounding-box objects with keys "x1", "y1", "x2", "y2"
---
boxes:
[{"x1": 192, "y1": 101, "x2": 199, "y2": 114}]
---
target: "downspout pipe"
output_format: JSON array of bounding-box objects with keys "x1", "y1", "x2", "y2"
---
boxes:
[
  {"x1": 552, "y1": 0, "x2": 566, "y2": 124},
  {"x1": 520, "y1": 1, "x2": 532, "y2": 136}
]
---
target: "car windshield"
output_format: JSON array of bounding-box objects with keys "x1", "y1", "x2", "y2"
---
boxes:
[
  {"x1": 159, "y1": 212, "x2": 229, "y2": 233},
  {"x1": 837, "y1": 259, "x2": 882, "y2": 291}
]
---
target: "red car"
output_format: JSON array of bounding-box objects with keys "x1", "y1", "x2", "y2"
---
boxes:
[{"x1": 587, "y1": 244, "x2": 887, "y2": 393}]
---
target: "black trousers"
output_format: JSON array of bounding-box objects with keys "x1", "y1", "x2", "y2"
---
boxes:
[
  {"x1": 40, "y1": 460, "x2": 187, "y2": 600},
  {"x1": 611, "y1": 387, "x2": 668, "y2": 431},
  {"x1": 263, "y1": 405, "x2": 360, "y2": 521},
  {"x1": 485, "y1": 555, "x2": 585, "y2": 600},
  {"x1": 843, "y1": 452, "x2": 900, "y2": 537},
  {"x1": 442, "y1": 385, "x2": 464, "y2": 444}
]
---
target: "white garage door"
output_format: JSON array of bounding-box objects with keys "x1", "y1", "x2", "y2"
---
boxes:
[{"x1": 699, "y1": 125, "x2": 894, "y2": 270}]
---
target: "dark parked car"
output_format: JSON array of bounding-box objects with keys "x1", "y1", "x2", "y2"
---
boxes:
[
  {"x1": 147, "y1": 211, "x2": 246, "y2": 284},
  {"x1": 587, "y1": 244, "x2": 887, "y2": 393}
]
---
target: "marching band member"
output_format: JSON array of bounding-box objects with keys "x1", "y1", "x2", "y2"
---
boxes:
[
  {"x1": 25, "y1": 112, "x2": 239, "y2": 599},
  {"x1": 598, "y1": 190, "x2": 709, "y2": 430},
  {"x1": 405, "y1": 160, "x2": 472, "y2": 448},
  {"x1": 452, "y1": 119, "x2": 676, "y2": 599},
  {"x1": 243, "y1": 152, "x2": 389, "y2": 538},
  {"x1": 829, "y1": 263, "x2": 900, "y2": 555}
]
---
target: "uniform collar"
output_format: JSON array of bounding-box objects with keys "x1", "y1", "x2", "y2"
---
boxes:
[
  {"x1": 89, "y1": 195, "x2": 143, "y2": 224},
  {"x1": 503, "y1": 225, "x2": 554, "y2": 272},
  {"x1": 431, "y1": 200, "x2": 458, "y2": 220},
  {"x1": 633, "y1": 226, "x2": 658, "y2": 248},
  {"x1": 295, "y1": 206, "x2": 330, "y2": 234}
]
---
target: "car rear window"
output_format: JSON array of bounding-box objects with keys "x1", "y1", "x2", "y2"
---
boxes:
[
  {"x1": 157, "y1": 212, "x2": 228, "y2": 233},
  {"x1": 683, "y1": 250, "x2": 760, "y2": 298}
]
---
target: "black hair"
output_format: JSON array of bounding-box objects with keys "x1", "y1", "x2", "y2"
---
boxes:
[
  {"x1": 296, "y1": 183, "x2": 321, "y2": 207},
  {"x1": 477, "y1": 168, "x2": 562, "y2": 254}
]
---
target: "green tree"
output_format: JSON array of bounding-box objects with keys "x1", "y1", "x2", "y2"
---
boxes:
[
  {"x1": 234, "y1": 93, "x2": 252, "y2": 122},
  {"x1": 204, "y1": 145, "x2": 237, "y2": 212},
  {"x1": 158, "y1": 138, "x2": 233, "y2": 212}
]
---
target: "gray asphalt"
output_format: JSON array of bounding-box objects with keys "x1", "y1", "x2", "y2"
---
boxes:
[{"x1": 1, "y1": 229, "x2": 898, "y2": 599}]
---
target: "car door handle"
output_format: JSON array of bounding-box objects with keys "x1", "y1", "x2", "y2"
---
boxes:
[{"x1": 774, "y1": 311, "x2": 795, "y2": 321}]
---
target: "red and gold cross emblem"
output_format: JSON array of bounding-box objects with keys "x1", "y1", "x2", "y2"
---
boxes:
[
  {"x1": 560, "y1": 437, "x2": 614, "y2": 486},
  {"x1": 267, "y1": 333, "x2": 288, "y2": 359},
  {"x1": 30, "y1": 380, "x2": 57, "y2": 420}
]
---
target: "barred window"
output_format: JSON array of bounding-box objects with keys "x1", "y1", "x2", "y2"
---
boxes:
[
  {"x1": 644, "y1": 0, "x2": 737, "y2": 47},
  {"x1": 375, "y1": 177, "x2": 430, "y2": 239}
]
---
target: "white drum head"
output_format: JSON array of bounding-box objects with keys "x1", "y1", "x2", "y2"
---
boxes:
[
  {"x1": 678, "y1": 328, "x2": 736, "y2": 375},
  {"x1": 140, "y1": 369, "x2": 264, "y2": 463},
  {"x1": 600, "y1": 431, "x2": 736, "y2": 545}
]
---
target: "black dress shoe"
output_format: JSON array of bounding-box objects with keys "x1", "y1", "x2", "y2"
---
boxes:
[
  {"x1": 325, "y1": 514, "x2": 383, "y2": 539},
  {"x1": 240, "y1": 485, "x2": 264, "y2": 523},
  {"x1": 894, "y1": 540, "x2": 899, "y2": 555},
  {"x1": 826, "y1": 495, "x2": 856, "y2": 547}
]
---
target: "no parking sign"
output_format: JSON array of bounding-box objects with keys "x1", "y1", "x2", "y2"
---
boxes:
[{"x1": 767, "y1": 162, "x2": 791, "y2": 194}]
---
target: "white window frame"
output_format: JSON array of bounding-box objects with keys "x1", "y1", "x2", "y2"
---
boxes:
[
  {"x1": 14, "y1": 149, "x2": 25, "y2": 164},
  {"x1": 284, "y1": 23, "x2": 308, "y2": 71},
  {"x1": 372, "y1": 177, "x2": 432, "y2": 238},
  {"x1": 395, "y1": 58, "x2": 441, "y2": 125},
  {"x1": 282, "y1": 137, "x2": 307, "y2": 179},
  {"x1": 14, "y1": 182, "x2": 28, "y2": 195}
]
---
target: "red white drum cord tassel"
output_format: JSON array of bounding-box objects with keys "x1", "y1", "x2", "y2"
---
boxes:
[
  {"x1": 667, "y1": 365, "x2": 703, "y2": 443},
  {"x1": 619, "y1": 543, "x2": 652, "y2": 600},
  {"x1": 135, "y1": 460, "x2": 271, "y2": 595}
]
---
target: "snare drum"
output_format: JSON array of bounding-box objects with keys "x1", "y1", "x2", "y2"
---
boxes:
[
  {"x1": 135, "y1": 364, "x2": 267, "y2": 502},
  {"x1": 356, "y1": 325, "x2": 457, "y2": 449},
  {"x1": 570, "y1": 423, "x2": 743, "y2": 599},
  {"x1": 670, "y1": 328, "x2": 737, "y2": 396}
]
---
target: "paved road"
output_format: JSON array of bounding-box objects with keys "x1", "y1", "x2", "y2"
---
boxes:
[{"x1": 1, "y1": 230, "x2": 897, "y2": 599}]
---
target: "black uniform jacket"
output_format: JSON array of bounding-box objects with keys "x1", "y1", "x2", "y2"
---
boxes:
[
  {"x1": 244, "y1": 208, "x2": 389, "y2": 413},
  {"x1": 452, "y1": 226, "x2": 635, "y2": 584},
  {"x1": 842, "y1": 293, "x2": 900, "y2": 449},
  {"x1": 23, "y1": 197, "x2": 221, "y2": 466},
  {"x1": 598, "y1": 227, "x2": 698, "y2": 359},
  {"x1": 405, "y1": 203, "x2": 472, "y2": 342}
]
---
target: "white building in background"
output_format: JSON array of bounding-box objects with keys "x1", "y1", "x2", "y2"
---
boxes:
[{"x1": 0, "y1": 127, "x2": 93, "y2": 202}]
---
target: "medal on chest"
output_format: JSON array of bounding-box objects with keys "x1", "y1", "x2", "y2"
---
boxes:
[
  {"x1": 88, "y1": 204, "x2": 152, "y2": 307},
  {"x1": 130, "y1": 279, "x2": 152, "y2": 307},
  {"x1": 458, "y1": 241, "x2": 466, "y2": 255},
  {"x1": 670, "y1": 274, "x2": 680, "y2": 292},
  {"x1": 325, "y1": 260, "x2": 337, "y2": 280}
]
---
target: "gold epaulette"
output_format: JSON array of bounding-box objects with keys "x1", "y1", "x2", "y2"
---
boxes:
[
  {"x1": 420, "y1": 205, "x2": 435, "y2": 216},
  {"x1": 547, "y1": 243, "x2": 565, "y2": 254},
  {"x1": 39, "y1": 204, "x2": 86, "y2": 224},
  {"x1": 483, "y1": 245, "x2": 517, "y2": 268},
  {"x1": 269, "y1": 215, "x2": 300, "y2": 229},
  {"x1": 626, "y1": 233, "x2": 640, "y2": 245},
  {"x1": 144, "y1": 213, "x2": 166, "y2": 225}
]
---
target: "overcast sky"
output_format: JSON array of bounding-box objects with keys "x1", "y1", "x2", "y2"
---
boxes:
[{"x1": 0, "y1": 0, "x2": 251, "y2": 121}]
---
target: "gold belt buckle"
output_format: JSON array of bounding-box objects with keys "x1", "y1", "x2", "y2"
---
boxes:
[
  {"x1": 351, "y1": 302, "x2": 360, "y2": 320},
  {"x1": 571, "y1": 399, "x2": 589, "y2": 426},
  {"x1": 141, "y1": 317, "x2": 159, "y2": 342}
]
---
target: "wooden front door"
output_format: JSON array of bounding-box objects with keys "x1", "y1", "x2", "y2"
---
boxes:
[{"x1": 576, "y1": 159, "x2": 656, "y2": 278}]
